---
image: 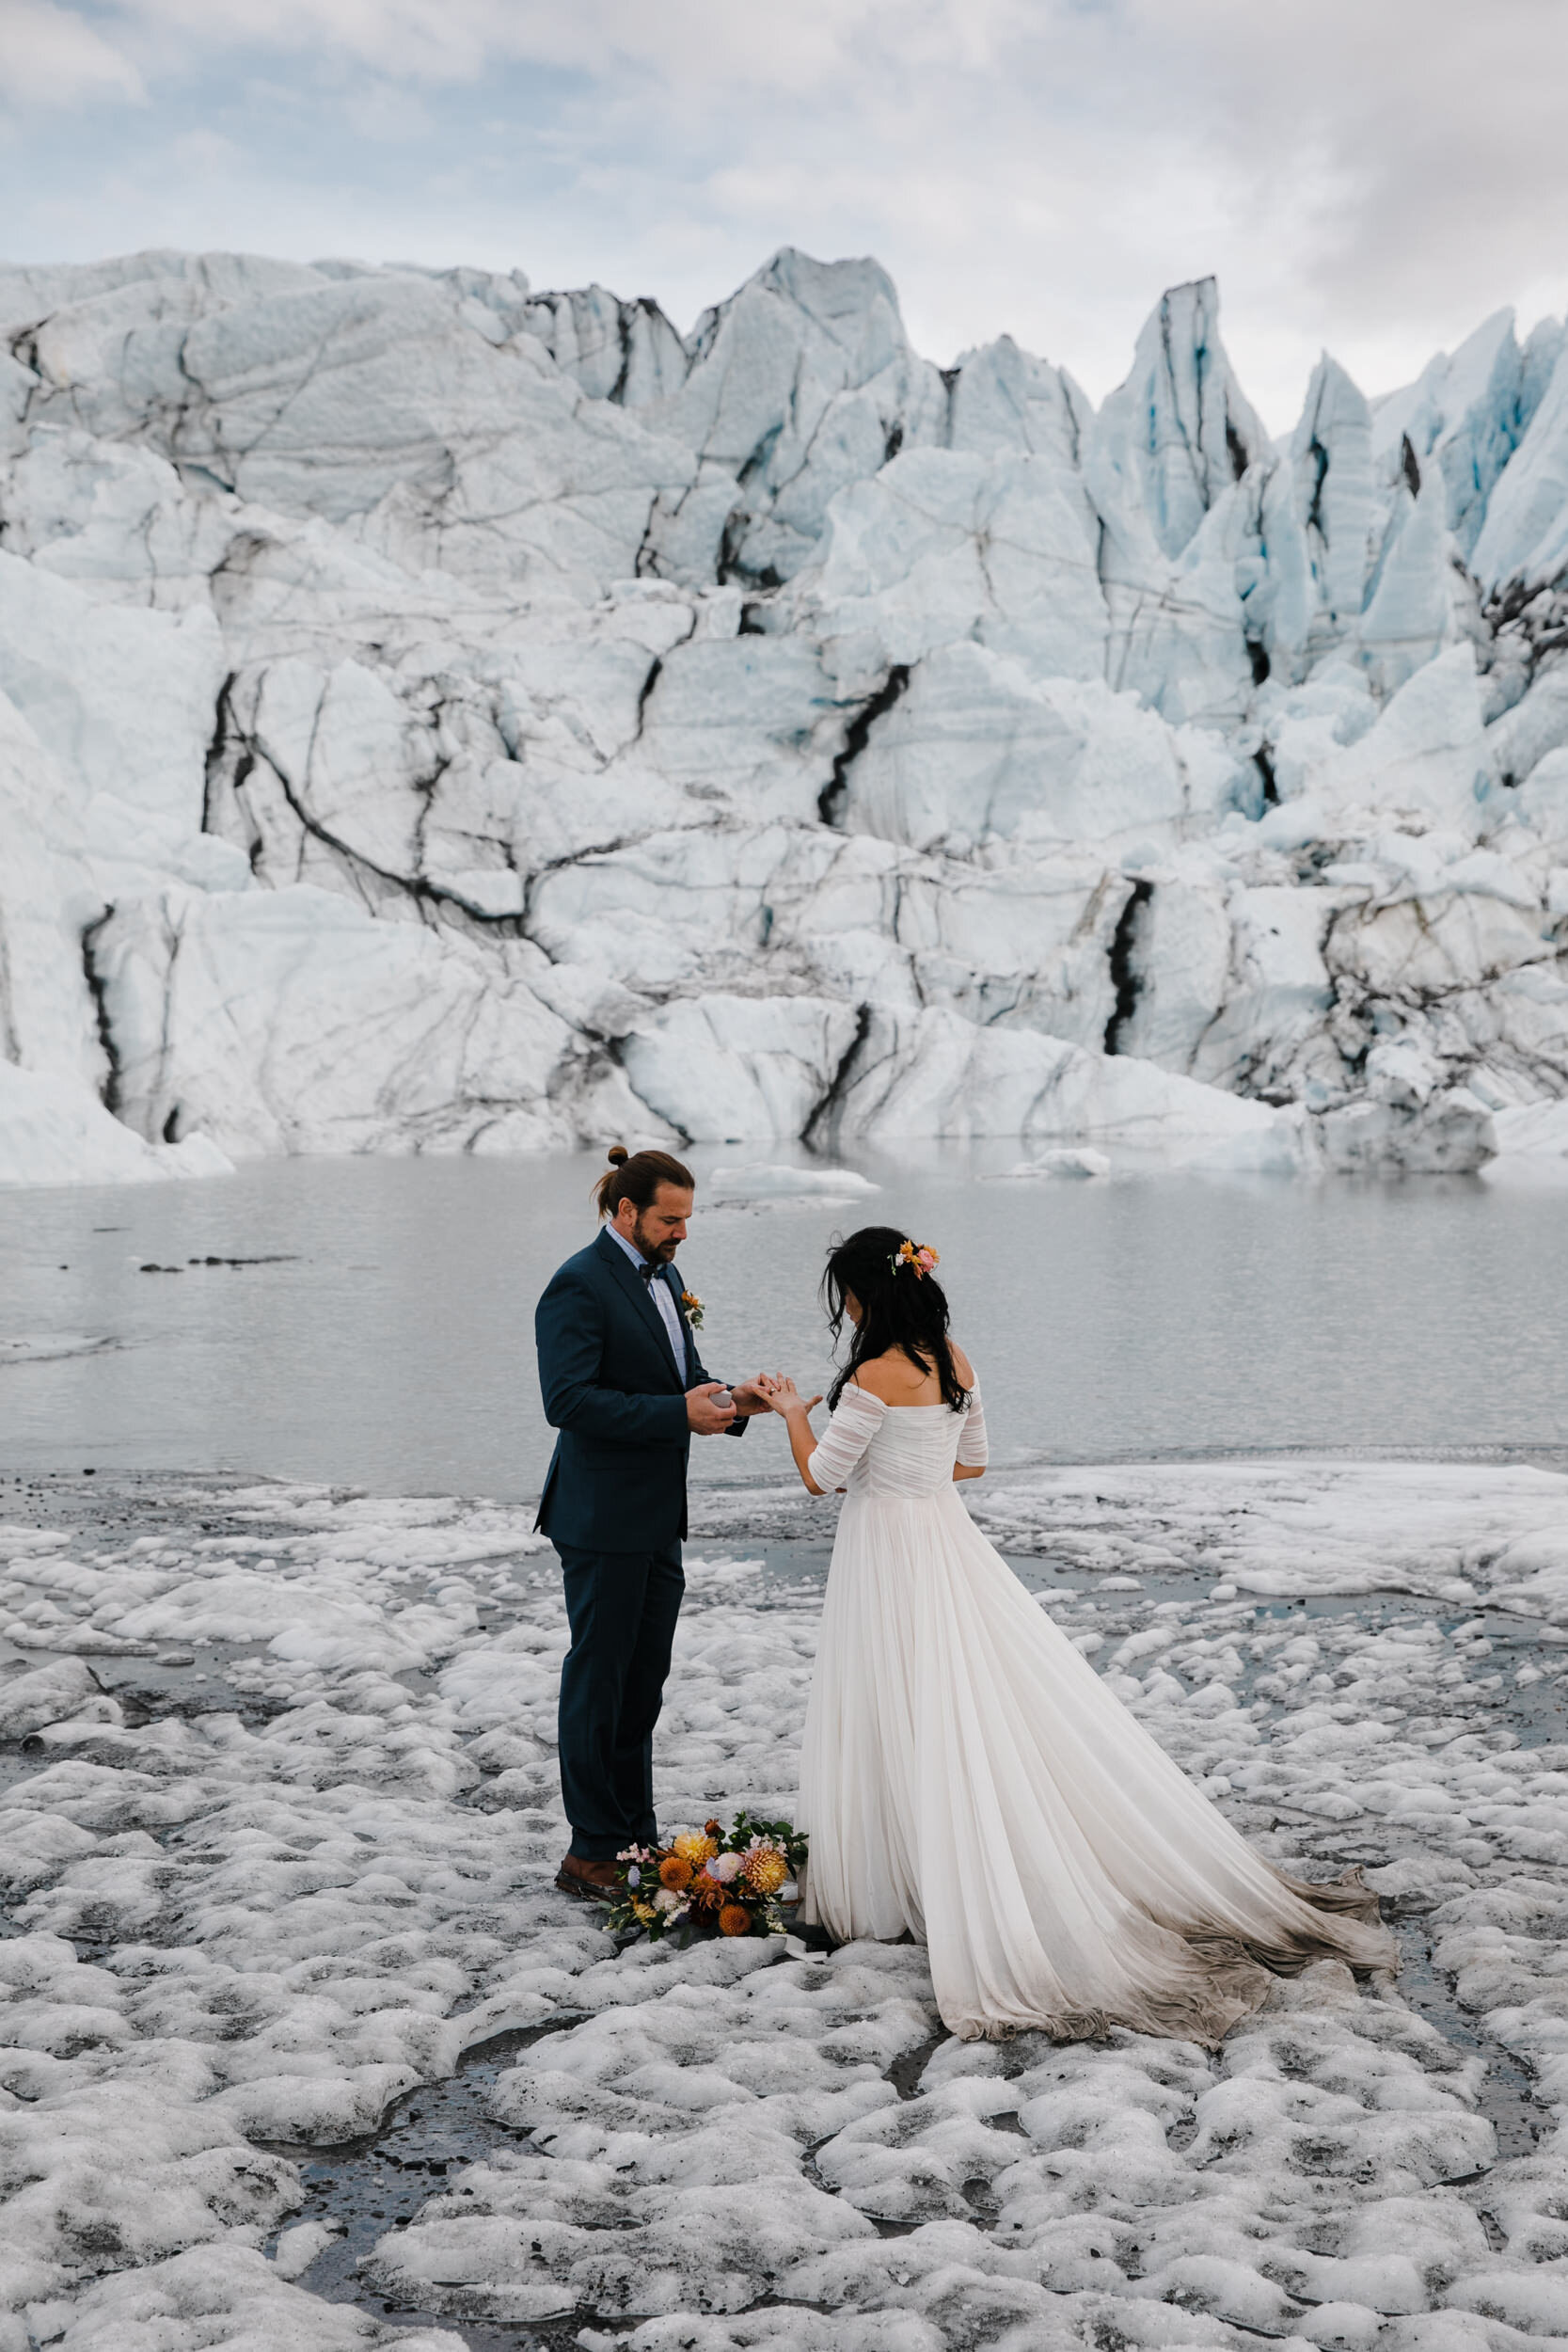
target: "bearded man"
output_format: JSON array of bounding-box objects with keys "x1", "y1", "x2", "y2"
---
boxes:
[{"x1": 534, "y1": 1146, "x2": 771, "y2": 1900}]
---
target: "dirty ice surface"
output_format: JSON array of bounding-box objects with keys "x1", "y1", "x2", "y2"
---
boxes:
[{"x1": 4, "y1": 1460, "x2": 1568, "y2": 2350}]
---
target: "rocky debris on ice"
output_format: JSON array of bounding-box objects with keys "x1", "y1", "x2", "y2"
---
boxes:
[
  {"x1": 4, "y1": 1463, "x2": 1568, "y2": 2345},
  {"x1": 1, "y1": 246, "x2": 1566, "y2": 1179}
]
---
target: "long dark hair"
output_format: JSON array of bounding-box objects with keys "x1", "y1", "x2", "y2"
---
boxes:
[{"x1": 823, "y1": 1226, "x2": 969, "y2": 1413}]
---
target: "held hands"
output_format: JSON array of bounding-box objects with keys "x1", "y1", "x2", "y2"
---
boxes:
[
  {"x1": 688, "y1": 1375, "x2": 795, "y2": 1436},
  {"x1": 727, "y1": 1375, "x2": 780, "y2": 1418},
  {"x1": 689, "y1": 1372, "x2": 831, "y2": 1474},
  {"x1": 764, "y1": 1375, "x2": 823, "y2": 1419}
]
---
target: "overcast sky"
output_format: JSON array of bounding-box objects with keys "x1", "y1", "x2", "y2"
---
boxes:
[{"x1": 3, "y1": 0, "x2": 1563, "y2": 432}]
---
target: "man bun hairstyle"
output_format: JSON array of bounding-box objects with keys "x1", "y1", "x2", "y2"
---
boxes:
[
  {"x1": 594, "y1": 1144, "x2": 696, "y2": 1219},
  {"x1": 822, "y1": 1225, "x2": 970, "y2": 1414}
]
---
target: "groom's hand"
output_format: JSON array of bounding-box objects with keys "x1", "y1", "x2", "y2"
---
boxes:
[
  {"x1": 727, "y1": 1376, "x2": 777, "y2": 1417},
  {"x1": 687, "y1": 1382, "x2": 736, "y2": 1436}
]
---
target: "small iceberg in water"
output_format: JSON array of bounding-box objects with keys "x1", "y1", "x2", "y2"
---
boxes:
[
  {"x1": 996, "y1": 1148, "x2": 1113, "y2": 1182},
  {"x1": 707, "y1": 1164, "x2": 881, "y2": 1201}
]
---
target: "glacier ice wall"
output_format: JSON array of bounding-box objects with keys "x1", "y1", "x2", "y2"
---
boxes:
[{"x1": 1, "y1": 246, "x2": 1565, "y2": 1177}]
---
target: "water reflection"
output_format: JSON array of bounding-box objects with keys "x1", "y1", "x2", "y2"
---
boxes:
[{"x1": 0, "y1": 1146, "x2": 1564, "y2": 1496}]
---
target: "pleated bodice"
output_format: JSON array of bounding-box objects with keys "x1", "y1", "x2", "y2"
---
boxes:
[{"x1": 806, "y1": 1383, "x2": 988, "y2": 1500}]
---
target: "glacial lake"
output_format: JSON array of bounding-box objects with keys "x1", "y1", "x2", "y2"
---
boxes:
[{"x1": 1, "y1": 1146, "x2": 1566, "y2": 1499}]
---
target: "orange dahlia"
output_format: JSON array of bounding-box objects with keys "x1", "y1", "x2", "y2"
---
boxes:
[
  {"x1": 658, "y1": 1854, "x2": 692, "y2": 1890},
  {"x1": 705, "y1": 1819, "x2": 723, "y2": 1838},
  {"x1": 718, "y1": 1903, "x2": 752, "y2": 1937},
  {"x1": 743, "y1": 1849, "x2": 787, "y2": 1896}
]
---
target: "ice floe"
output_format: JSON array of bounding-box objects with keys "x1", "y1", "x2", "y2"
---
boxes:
[
  {"x1": 995, "y1": 1148, "x2": 1114, "y2": 1181},
  {"x1": 706, "y1": 1164, "x2": 882, "y2": 1200}
]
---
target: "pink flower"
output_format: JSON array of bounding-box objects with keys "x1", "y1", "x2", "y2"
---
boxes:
[{"x1": 706, "y1": 1851, "x2": 743, "y2": 1883}]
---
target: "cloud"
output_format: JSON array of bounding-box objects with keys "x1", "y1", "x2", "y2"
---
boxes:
[
  {"x1": 3, "y1": 0, "x2": 1565, "y2": 432},
  {"x1": 0, "y1": 0, "x2": 143, "y2": 105},
  {"x1": 93, "y1": 0, "x2": 895, "y2": 87}
]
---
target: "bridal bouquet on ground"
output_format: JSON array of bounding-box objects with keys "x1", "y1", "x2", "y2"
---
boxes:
[{"x1": 607, "y1": 1813, "x2": 808, "y2": 1944}]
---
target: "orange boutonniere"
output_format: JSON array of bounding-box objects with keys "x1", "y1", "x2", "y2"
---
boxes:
[{"x1": 680, "y1": 1290, "x2": 705, "y2": 1329}]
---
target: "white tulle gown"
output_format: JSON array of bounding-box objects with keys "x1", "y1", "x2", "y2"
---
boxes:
[{"x1": 798, "y1": 1379, "x2": 1396, "y2": 2044}]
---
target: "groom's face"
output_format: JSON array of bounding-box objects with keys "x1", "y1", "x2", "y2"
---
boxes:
[{"x1": 619, "y1": 1183, "x2": 693, "y2": 1264}]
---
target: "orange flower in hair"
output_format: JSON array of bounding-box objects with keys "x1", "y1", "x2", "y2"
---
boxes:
[{"x1": 890, "y1": 1238, "x2": 940, "y2": 1279}]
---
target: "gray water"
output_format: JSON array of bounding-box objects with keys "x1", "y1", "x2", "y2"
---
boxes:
[{"x1": 1, "y1": 1146, "x2": 1565, "y2": 1496}]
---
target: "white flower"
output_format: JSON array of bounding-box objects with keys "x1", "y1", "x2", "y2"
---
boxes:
[
  {"x1": 708, "y1": 1851, "x2": 742, "y2": 1883},
  {"x1": 653, "y1": 1888, "x2": 681, "y2": 1913}
]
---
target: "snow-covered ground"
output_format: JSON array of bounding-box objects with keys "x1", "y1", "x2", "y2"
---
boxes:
[
  {"x1": 1, "y1": 252, "x2": 1567, "y2": 1185},
  {"x1": 4, "y1": 1460, "x2": 1568, "y2": 2348}
]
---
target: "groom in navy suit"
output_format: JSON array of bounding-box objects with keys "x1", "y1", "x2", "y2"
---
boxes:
[{"x1": 534, "y1": 1146, "x2": 770, "y2": 1899}]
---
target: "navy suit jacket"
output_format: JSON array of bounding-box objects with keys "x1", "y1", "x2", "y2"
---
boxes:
[{"x1": 534, "y1": 1228, "x2": 745, "y2": 1551}]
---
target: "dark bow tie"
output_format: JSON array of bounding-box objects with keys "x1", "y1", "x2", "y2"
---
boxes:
[{"x1": 639, "y1": 1262, "x2": 657, "y2": 1282}]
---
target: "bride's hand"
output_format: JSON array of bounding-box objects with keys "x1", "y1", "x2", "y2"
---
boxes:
[{"x1": 768, "y1": 1375, "x2": 822, "y2": 1418}]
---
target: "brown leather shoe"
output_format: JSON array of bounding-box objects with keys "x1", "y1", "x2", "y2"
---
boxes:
[{"x1": 555, "y1": 1852, "x2": 619, "y2": 1902}]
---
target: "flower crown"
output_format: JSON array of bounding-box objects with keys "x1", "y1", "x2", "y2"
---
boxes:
[{"x1": 890, "y1": 1238, "x2": 940, "y2": 1279}]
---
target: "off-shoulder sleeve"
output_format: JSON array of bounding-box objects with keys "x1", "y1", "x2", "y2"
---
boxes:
[
  {"x1": 806, "y1": 1385, "x2": 886, "y2": 1491},
  {"x1": 956, "y1": 1381, "x2": 988, "y2": 1467}
]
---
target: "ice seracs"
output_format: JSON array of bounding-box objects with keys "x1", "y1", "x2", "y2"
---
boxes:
[{"x1": 1, "y1": 247, "x2": 1566, "y2": 1180}]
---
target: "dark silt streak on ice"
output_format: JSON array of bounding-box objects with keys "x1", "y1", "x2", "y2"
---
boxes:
[{"x1": 259, "y1": 2024, "x2": 592, "y2": 2352}]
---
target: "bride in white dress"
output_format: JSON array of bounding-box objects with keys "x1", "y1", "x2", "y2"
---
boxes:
[{"x1": 766, "y1": 1226, "x2": 1396, "y2": 2046}]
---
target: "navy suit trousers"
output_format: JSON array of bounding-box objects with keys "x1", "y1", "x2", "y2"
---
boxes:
[{"x1": 556, "y1": 1540, "x2": 685, "y2": 1859}]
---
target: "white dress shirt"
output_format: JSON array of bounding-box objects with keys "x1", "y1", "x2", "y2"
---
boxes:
[{"x1": 606, "y1": 1222, "x2": 688, "y2": 1375}]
